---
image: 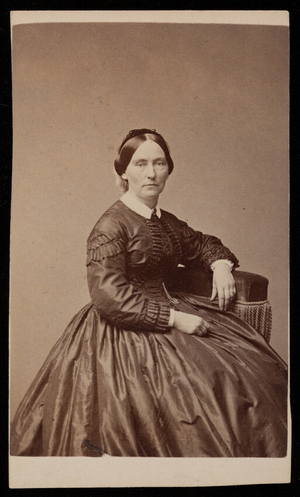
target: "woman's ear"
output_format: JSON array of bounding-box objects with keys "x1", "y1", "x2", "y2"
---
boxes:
[{"x1": 122, "y1": 172, "x2": 127, "y2": 180}]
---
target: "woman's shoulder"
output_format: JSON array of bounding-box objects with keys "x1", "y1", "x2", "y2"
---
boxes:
[
  {"x1": 160, "y1": 209, "x2": 180, "y2": 222},
  {"x1": 88, "y1": 199, "x2": 148, "y2": 242},
  {"x1": 160, "y1": 209, "x2": 186, "y2": 228},
  {"x1": 88, "y1": 200, "x2": 127, "y2": 239},
  {"x1": 160, "y1": 209, "x2": 197, "y2": 238},
  {"x1": 86, "y1": 201, "x2": 131, "y2": 263}
]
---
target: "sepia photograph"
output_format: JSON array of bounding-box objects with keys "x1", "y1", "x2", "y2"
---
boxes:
[{"x1": 9, "y1": 10, "x2": 289, "y2": 487}]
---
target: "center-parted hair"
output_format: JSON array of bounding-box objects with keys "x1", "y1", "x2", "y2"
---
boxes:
[{"x1": 114, "y1": 129, "x2": 174, "y2": 177}]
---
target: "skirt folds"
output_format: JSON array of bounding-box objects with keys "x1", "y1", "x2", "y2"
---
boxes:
[{"x1": 10, "y1": 296, "x2": 288, "y2": 457}]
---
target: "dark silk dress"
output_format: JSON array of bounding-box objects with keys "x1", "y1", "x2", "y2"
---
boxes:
[{"x1": 10, "y1": 200, "x2": 288, "y2": 457}]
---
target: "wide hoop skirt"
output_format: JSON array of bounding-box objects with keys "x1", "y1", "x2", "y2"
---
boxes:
[{"x1": 10, "y1": 294, "x2": 288, "y2": 457}]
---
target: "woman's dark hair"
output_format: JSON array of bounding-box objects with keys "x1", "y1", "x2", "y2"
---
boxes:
[{"x1": 114, "y1": 129, "x2": 174, "y2": 177}]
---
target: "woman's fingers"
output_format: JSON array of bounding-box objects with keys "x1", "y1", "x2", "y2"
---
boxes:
[
  {"x1": 210, "y1": 284, "x2": 217, "y2": 301},
  {"x1": 173, "y1": 312, "x2": 210, "y2": 336},
  {"x1": 215, "y1": 285, "x2": 236, "y2": 311},
  {"x1": 211, "y1": 269, "x2": 236, "y2": 311},
  {"x1": 218, "y1": 293, "x2": 225, "y2": 311},
  {"x1": 195, "y1": 318, "x2": 210, "y2": 336},
  {"x1": 223, "y1": 287, "x2": 229, "y2": 310},
  {"x1": 230, "y1": 286, "x2": 236, "y2": 300},
  {"x1": 195, "y1": 326, "x2": 207, "y2": 336}
]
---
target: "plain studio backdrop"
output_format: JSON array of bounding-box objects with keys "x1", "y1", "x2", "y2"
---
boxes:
[{"x1": 10, "y1": 22, "x2": 289, "y2": 419}]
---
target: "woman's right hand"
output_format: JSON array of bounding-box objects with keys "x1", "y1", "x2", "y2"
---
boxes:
[{"x1": 173, "y1": 311, "x2": 210, "y2": 336}]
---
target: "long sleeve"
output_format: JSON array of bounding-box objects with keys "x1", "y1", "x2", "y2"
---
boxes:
[
  {"x1": 178, "y1": 220, "x2": 239, "y2": 271},
  {"x1": 86, "y1": 231, "x2": 171, "y2": 332}
]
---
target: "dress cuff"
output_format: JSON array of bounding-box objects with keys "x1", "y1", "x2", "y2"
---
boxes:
[
  {"x1": 168, "y1": 308, "x2": 175, "y2": 327},
  {"x1": 141, "y1": 300, "x2": 171, "y2": 332},
  {"x1": 211, "y1": 259, "x2": 234, "y2": 271}
]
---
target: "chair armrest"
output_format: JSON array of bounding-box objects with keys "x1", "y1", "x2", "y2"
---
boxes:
[
  {"x1": 167, "y1": 267, "x2": 269, "y2": 302},
  {"x1": 167, "y1": 266, "x2": 271, "y2": 342}
]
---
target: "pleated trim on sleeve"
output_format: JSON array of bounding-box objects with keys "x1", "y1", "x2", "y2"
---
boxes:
[
  {"x1": 140, "y1": 300, "x2": 171, "y2": 332},
  {"x1": 111, "y1": 298, "x2": 170, "y2": 333},
  {"x1": 201, "y1": 246, "x2": 239, "y2": 270},
  {"x1": 86, "y1": 232, "x2": 125, "y2": 265}
]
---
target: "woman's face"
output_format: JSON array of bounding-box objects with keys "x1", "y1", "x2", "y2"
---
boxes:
[{"x1": 122, "y1": 140, "x2": 169, "y2": 207}]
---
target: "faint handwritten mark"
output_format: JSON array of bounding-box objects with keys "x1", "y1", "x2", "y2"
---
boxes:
[{"x1": 84, "y1": 439, "x2": 109, "y2": 455}]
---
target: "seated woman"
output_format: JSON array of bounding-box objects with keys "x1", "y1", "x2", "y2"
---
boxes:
[{"x1": 11, "y1": 128, "x2": 287, "y2": 457}]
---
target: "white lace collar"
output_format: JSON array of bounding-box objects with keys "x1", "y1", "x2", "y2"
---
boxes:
[{"x1": 120, "y1": 191, "x2": 161, "y2": 219}]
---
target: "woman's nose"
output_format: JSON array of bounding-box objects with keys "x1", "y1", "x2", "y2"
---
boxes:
[{"x1": 146, "y1": 163, "x2": 156, "y2": 177}]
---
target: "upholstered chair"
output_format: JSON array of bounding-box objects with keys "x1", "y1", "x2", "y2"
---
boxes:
[{"x1": 168, "y1": 267, "x2": 272, "y2": 342}]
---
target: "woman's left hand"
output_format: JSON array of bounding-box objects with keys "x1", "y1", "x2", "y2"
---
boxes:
[{"x1": 210, "y1": 263, "x2": 236, "y2": 311}]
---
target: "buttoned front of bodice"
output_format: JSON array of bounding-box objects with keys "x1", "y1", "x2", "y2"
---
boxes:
[{"x1": 125, "y1": 216, "x2": 182, "y2": 284}]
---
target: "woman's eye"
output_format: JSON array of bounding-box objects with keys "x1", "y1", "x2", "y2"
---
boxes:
[
  {"x1": 136, "y1": 162, "x2": 145, "y2": 167},
  {"x1": 156, "y1": 161, "x2": 167, "y2": 167}
]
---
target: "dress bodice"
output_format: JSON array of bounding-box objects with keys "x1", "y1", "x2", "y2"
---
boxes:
[{"x1": 86, "y1": 200, "x2": 238, "y2": 333}]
